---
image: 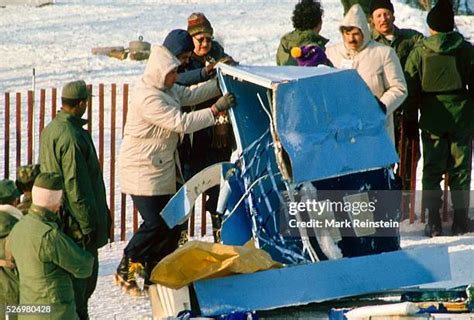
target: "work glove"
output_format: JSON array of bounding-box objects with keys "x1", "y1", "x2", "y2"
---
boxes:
[
  {"x1": 213, "y1": 93, "x2": 236, "y2": 112},
  {"x1": 218, "y1": 56, "x2": 239, "y2": 66}
]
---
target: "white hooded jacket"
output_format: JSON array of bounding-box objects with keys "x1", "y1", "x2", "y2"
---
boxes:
[
  {"x1": 326, "y1": 4, "x2": 407, "y2": 143},
  {"x1": 119, "y1": 45, "x2": 220, "y2": 196}
]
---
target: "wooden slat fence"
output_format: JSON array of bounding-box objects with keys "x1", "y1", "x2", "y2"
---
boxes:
[{"x1": 1, "y1": 83, "x2": 209, "y2": 242}]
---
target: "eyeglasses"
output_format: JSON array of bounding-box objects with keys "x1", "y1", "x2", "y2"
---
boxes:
[{"x1": 194, "y1": 36, "x2": 213, "y2": 44}]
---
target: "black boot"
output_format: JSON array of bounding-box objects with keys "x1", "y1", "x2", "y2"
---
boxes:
[
  {"x1": 424, "y1": 207, "x2": 442, "y2": 237},
  {"x1": 452, "y1": 209, "x2": 469, "y2": 235},
  {"x1": 114, "y1": 255, "x2": 142, "y2": 296}
]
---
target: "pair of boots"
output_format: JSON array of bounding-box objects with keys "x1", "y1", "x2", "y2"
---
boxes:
[{"x1": 425, "y1": 207, "x2": 472, "y2": 237}]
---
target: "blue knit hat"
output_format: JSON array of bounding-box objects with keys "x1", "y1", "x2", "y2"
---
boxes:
[{"x1": 163, "y1": 29, "x2": 194, "y2": 57}]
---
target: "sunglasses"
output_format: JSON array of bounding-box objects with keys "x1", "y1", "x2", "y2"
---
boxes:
[{"x1": 194, "y1": 36, "x2": 213, "y2": 44}]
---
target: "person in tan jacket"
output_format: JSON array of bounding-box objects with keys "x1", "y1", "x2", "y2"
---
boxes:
[
  {"x1": 117, "y1": 35, "x2": 235, "y2": 294},
  {"x1": 326, "y1": 4, "x2": 407, "y2": 144}
]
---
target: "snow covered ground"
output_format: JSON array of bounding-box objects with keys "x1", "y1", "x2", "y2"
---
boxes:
[{"x1": 1, "y1": 0, "x2": 474, "y2": 319}]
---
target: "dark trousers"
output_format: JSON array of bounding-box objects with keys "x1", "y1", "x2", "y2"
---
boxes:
[
  {"x1": 73, "y1": 248, "x2": 98, "y2": 320},
  {"x1": 124, "y1": 195, "x2": 184, "y2": 267},
  {"x1": 421, "y1": 131, "x2": 471, "y2": 213}
]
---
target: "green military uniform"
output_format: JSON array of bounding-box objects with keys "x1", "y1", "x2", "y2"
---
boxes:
[
  {"x1": 372, "y1": 27, "x2": 423, "y2": 197},
  {"x1": 10, "y1": 204, "x2": 94, "y2": 320},
  {"x1": 276, "y1": 29, "x2": 328, "y2": 66},
  {"x1": 405, "y1": 31, "x2": 474, "y2": 233},
  {"x1": 0, "y1": 180, "x2": 21, "y2": 319},
  {"x1": 0, "y1": 211, "x2": 20, "y2": 320},
  {"x1": 39, "y1": 81, "x2": 110, "y2": 319}
]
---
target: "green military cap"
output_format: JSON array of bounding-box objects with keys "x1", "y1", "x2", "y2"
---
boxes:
[
  {"x1": 34, "y1": 172, "x2": 64, "y2": 190},
  {"x1": 62, "y1": 80, "x2": 91, "y2": 100},
  {"x1": 0, "y1": 180, "x2": 21, "y2": 203}
]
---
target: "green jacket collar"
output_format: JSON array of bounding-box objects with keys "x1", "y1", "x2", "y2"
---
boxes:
[
  {"x1": 372, "y1": 26, "x2": 400, "y2": 44},
  {"x1": 423, "y1": 31, "x2": 464, "y2": 54},
  {"x1": 288, "y1": 29, "x2": 329, "y2": 46},
  {"x1": 56, "y1": 110, "x2": 88, "y2": 128},
  {"x1": 29, "y1": 204, "x2": 61, "y2": 224}
]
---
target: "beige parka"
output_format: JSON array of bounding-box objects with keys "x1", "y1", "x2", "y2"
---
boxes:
[
  {"x1": 119, "y1": 45, "x2": 220, "y2": 196},
  {"x1": 326, "y1": 4, "x2": 407, "y2": 143}
]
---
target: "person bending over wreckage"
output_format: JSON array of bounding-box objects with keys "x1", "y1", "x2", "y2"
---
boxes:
[{"x1": 117, "y1": 29, "x2": 236, "y2": 295}]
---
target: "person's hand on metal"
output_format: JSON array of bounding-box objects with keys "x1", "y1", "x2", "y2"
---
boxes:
[
  {"x1": 201, "y1": 62, "x2": 217, "y2": 78},
  {"x1": 211, "y1": 93, "x2": 236, "y2": 115},
  {"x1": 218, "y1": 56, "x2": 238, "y2": 66}
]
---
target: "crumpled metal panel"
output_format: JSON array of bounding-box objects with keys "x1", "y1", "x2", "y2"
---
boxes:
[{"x1": 274, "y1": 68, "x2": 399, "y2": 183}]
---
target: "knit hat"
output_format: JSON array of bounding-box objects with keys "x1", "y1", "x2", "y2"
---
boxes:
[
  {"x1": 163, "y1": 29, "x2": 194, "y2": 57},
  {"x1": 32, "y1": 172, "x2": 63, "y2": 208},
  {"x1": 0, "y1": 180, "x2": 21, "y2": 204},
  {"x1": 62, "y1": 80, "x2": 91, "y2": 100},
  {"x1": 187, "y1": 12, "x2": 214, "y2": 36},
  {"x1": 291, "y1": 45, "x2": 327, "y2": 67},
  {"x1": 427, "y1": 0, "x2": 454, "y2": 32},
  {"x1": 369, "y1": 0, "x2": 394, "y2": 14}
]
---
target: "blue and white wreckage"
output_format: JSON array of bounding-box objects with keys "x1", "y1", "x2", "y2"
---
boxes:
[{"x1": 160, "y1": 64, "x2": 452, "y2": 316}]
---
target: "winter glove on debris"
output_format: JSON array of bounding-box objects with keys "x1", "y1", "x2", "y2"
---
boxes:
[
  {"x1": 201, "y1": 62, "x2": 217, "y2": 79},
  {"x1": 375, "y1": 96, "x2": 387, "y2": 114},
  {"x1": 212, "y1": 93, "x2": 236, "y2": 113},
  {"x1": 218, "y1": 56, "x2": 239, "y2": 66}
]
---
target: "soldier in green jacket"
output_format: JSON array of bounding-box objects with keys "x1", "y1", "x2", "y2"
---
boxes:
[
  {"x1": 369, "y1": 0, "x2": 423, "y2": 211},
  {"x1": 9, "y1": 173, "x2": 94, "y2": 320},
  {"x1": 276, "y1": 0, "x2": 328, "y2": 66},
  {"x1": 404, "y1": 0, "x2": 474, "y2": 236},
  {"x1": 39, "y1": 80, "x2": 111, "y2": 319},
  {"x1": 0, "y1": 180, "x2": 21, "y2": 319}
]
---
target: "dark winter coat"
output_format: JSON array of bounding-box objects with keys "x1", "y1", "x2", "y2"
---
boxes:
[
  {"x1": 9, "y1": 205, "x2": 94, "y2": 320},
  {"x1": 276, "y1": 29, "x2": 329, "y2": 66},
  {"x1": 176, "y1": 40, "x2": 233, "y2": 178},
  {"x1": 39, "y1": 111, "x2": 110, "y2": 249},
  {"x1": 0, "y1": 206, "x2": 21, "y2": 310},
  {"x1": 404, "y1": 31, "x2": 474, "y2": 135}
]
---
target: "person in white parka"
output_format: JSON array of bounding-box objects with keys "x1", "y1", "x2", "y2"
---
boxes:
[
  {"x1": 117, "y1": 32, "x2": 235, "y2": 294},
  {"x1": 326, "y1": 4, "x2": 407, "y2": 144}
]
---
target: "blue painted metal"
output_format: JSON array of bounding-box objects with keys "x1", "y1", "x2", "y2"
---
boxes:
[
  {"x1": 217, "y1": 65, "x2": 401, "y2": 263},
  {"x1": 194, "y1": 246, "x2": 451, "y2": 316},
  {"x1": 274, "y1": 69, "x2": 399, "y2": 183},
  {"x1": 220, "y1": 163, "x2": 253, "y2": 246}
]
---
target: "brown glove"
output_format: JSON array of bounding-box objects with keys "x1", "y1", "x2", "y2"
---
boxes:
[{"x1": 218, "y1": 56, "x2": 238, "y2": 66}]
